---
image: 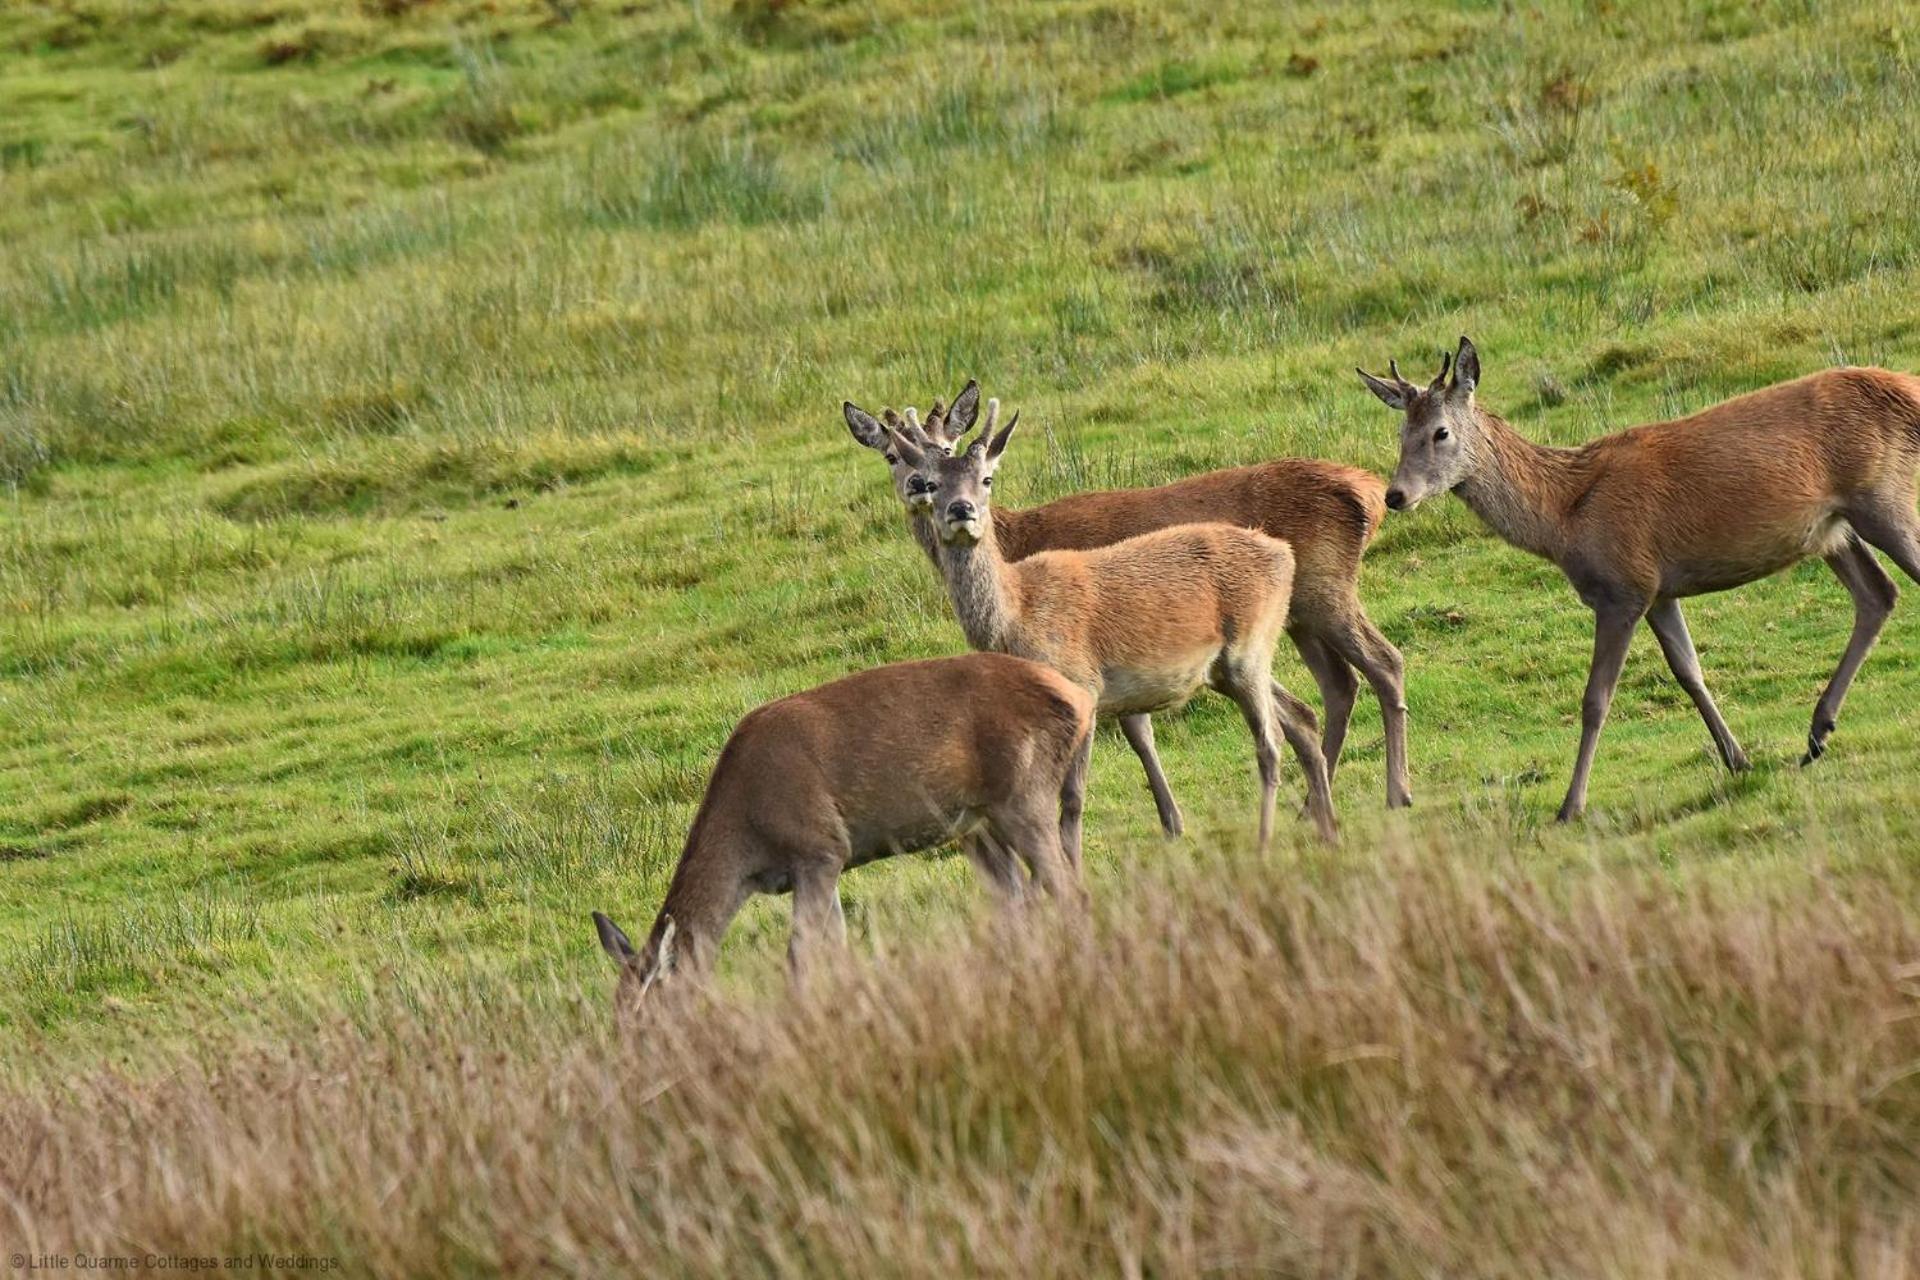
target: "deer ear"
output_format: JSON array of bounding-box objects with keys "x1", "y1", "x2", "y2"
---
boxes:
[
  {"x1": 1356, "y1": 368, "x2": 1411, "y2": 411},
  {"x1": 885, "y1": 424, "x2": 928, "y2": 468},
  {"x1": 844, "y1": 402, "x2": 886, "y2": 450},
  {"x1": 946, "y1": 380, "x2": 981, "y2": 439},
  {"x1": 1450, "y1": 336, "x2": 1479, "y2": 397},
  {"x1": 593, "y1": 911, "x2": 637, "y2": 963},
  {"x1": 985, "y1": 409, "x2": 1019, "y2": 460}
]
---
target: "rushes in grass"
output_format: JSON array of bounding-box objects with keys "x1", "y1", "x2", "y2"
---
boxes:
[
  {"x1": 568, "y1": 131, "x2": 820, "y2": 231},
  {"x1": 9, "y1": 893, "x2": 263, "y2": 1001}
]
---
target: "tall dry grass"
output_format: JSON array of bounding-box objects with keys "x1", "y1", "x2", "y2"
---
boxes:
[{"x1": 3, "y1": 847, "x2": 1916, "y2": 1277}]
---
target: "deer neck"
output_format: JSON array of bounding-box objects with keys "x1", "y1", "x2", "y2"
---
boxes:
[
  {"x1": 935, "y1": 514, "x2": 1020, "y2": 653},
  {"x1": 1455, "y1": 410, "x2": 1583, "y2": 562},
  {"x1": 908, "y1": 510, "x2": 941, "y2": 570},
  {"x1": 648, "y1": 821, "x2": 744, "y2": 979}
]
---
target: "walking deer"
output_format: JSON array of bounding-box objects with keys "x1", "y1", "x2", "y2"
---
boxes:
[
  {"x1": 844, "y1": 383, "x2": 1408, "y2": 833},
  {"x1": 1360, "y1": 335, "x2": 1920, "y2": 820},
  {"x1": 591, "y1": 654, "x2": 1095, "y2": 1013},
  {"x1": 876, "y1": 405, "x2": 1339, "y2": 846}
]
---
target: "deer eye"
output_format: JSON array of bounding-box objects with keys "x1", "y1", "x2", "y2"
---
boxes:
[
  {"x1": 982, "y1": 476, "x2": 992, "y2": 488},
  {"x1": 884, "y1": 453, "x2": 898, "y2": 464},
  {"x1": 1433, "y1": 427, "x2": 1450, "y2": 443}
]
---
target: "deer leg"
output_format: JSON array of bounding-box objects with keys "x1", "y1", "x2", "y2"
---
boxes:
[
  {"x1": 1557, "y1": 601, "x2": 1644, "y2": 822},
  {"x1": 987, "y1": 804, "x2": 1085, "y2": 908},
  {"x1": 1270, "y1": 679, "x2": 1338, "y2": 845},
  {"x1": 787, "y1": 862, "x2": 847, "y2": 988},
  {"x1": 1644, "y1": 597, "x2": 1750, "y2": 773},
  {"x1": 1323, "y1": 613, "x2": 1412, "y2": 809},
  {"x1": 1058, "y1": 730, "x2": 1092, "y2": 872},
  {"x1": 1118, "y1": 713, "x2": 1184, "y2": 838},
  {"x1": 960, "y1": 832, "x2": 1027, "y2": 910},
  {"x1": 1292, "y1": 629, "x2": 1357, "y2": 787},
  {"x1": 1803, "y1": 537, "x2": 1898, "y2": 765},
  {"x1": 1848, "y1": 499, "x2": 1920, "y2": 585},
  {"x1": 1218, "y1": 672, "x2": 1281, "y2": 853}
]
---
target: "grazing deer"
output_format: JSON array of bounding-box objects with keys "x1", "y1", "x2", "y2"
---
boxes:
[
  {"x1": 844, "y1": 384, "x2": 1409, "y2": 831},
  {"x1": 1360, "y1": 335, "x2": 1920, "y2": 820},
  {"x1": 877, "y1": 405, "x2": 1339, "y2": 847},
  {"x1": 591, "y1": 653, "x2": 1095, "y2": 1013}
]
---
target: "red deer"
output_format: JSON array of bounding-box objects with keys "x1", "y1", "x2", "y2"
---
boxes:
[
  {"x1": 1361, "y1": 336, "x2": 1920, "y2": 819},
  {"x1": 845, "y1": 383, "x2": 1408, "y2": 832},
  {"x1": 592, "y1": 654, "x2": 1095, "y2": 1013},
  {"x1": 878, "y1": 406, "x2": 1339, "y2": 847}
]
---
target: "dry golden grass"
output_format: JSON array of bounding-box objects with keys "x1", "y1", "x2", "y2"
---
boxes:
[{"x1": 4, "y1": 845, "x2": 1916, "y2": 1277}]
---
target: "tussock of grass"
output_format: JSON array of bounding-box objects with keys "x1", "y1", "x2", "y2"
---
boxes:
[{"x1": 2, "y1": 852, "x2": 1916, "y2": 1276}]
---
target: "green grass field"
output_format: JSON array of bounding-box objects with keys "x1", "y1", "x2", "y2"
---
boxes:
[{"x1": 3, "y1": 1, "x2": 1920, "y2": 1270}]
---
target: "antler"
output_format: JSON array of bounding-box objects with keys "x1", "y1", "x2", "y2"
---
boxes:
[
  {"x1": 1386, "y1": 358, "x2": 1417, "y2": 397},
  {"x1": 960, "y1": 397, "x2": 1003, "y2": 457},
  {"x1": 1429, "y1": 349, "x2": 1452, "y2": 392}
]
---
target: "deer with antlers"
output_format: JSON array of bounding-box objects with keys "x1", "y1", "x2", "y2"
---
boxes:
[
  {"x1": 870, "y1": 401, "x2": 1339, "y2": 847},
  {"x1": 1360, "y1": 336, "x2": 1920, "y2": 820},
  {"x1": 845, "y1": 383, "x2": 1406, "y2": 833}
]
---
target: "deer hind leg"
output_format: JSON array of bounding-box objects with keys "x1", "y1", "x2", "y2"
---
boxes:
[
  {"x1": 1322, "y1": 612, "x2": 1412, "y2": 810},
  {"x1": 985, "y1": 801, "x2": 1085, "y2": 908},
  {"x1": 787, "y1": 860, "x2": 848, "y2": 988},
  {"x1": 1804, "y1": 536, "x2": 1898, "y2": 765},
  {"x1": 1644, "y1": 598, "x2": 1750, "y2": 774},
  {"x1": 1057, "y1": 730, "x2": 1092, "y2": 872},
  {"x1": 1847, "y1": 494, "x2": 1920, "y2": 585},
  {"x1": 1558, "y1": 599, "x2": 1645, "y2": 822},
  {"x1": 1118, "y1": 713, "x2": 1184, "y2": 838},
  {"x1": 1291, "y1": 629, "x2": 1358, "y2": 788},
  {"x1": 1216, "y1": 669, "x2": 1281, "y2": 853},
  {"x1": 1269, "y1": 679, "x2": 1338, "y2": 844},
  {"x1": 960, "y1": 831, "x2": 1028, "y2": 910}
]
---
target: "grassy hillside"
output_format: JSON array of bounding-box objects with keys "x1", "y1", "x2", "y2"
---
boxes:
[{"x1": 3, "y1": 0, "x2": 1920, "y2": 1267}]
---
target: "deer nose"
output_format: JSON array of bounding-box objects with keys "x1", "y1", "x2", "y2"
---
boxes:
[
  {"x1": 1385, "y1": 488, "x2": 1407, "y2": 511},
  {"x1": 946, "y1": 500, "x2": 977, "y2": 522}
]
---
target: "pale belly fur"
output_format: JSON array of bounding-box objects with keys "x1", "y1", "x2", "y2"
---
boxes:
[{"x1": 1097, "y1": 652, "x2": 1218, "y2": 716}]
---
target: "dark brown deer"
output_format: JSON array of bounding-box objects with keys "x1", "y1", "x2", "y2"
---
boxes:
[
  {"x1": 592, "y1": 653, "x2": 1095, "y2": 1014},
  {"x1": 1360, "y1": 335, "x2": 1920, "y2": 820},
  {"x1": 845, "y1": 383, "x2": 1408, "y2": 832}
]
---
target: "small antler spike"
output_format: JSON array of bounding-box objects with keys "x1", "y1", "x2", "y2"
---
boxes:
[
  {"x1": 1431, "y1": 349, "x2": 1453, "y2": 390},
  {"x1": 981, "y1": 397, "x2": 1001, "y2": 436},
  {"x1": 903, "y1": 407, "x2": 922, "y2": 432}
]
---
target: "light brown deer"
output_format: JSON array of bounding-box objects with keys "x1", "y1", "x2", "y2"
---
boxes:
[
  {"x1": 879, "y1": 407, "x2": 1339, "y2": 847},
  {"x1": 844, "y1": 383, "x2": 1409, "y2": 832},
  {"x1": 591, "y1": 653, "x2": 1095, "y2": 1013},
  {"x1": 1360, "y1": 335, "x2": 1920, "y2": 821}
]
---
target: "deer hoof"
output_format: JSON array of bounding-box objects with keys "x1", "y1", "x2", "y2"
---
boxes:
[{"x1": 1801, "y1": 735, "x2": 1826, "y2": 767}]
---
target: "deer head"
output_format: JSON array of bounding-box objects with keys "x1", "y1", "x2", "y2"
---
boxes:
[
  {"x1": 843, "y1": 381, "x2": 981, "y2": 514},
  {"x1": 1357, "y1": 335, "x2": 1483, "y2": 511},
  {"x1": 885, "y1": 394, "x2": 1019, "y2": 546},
  {"x1": 592, "y1": 911, "x2": 677, "y2": 1018}
]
